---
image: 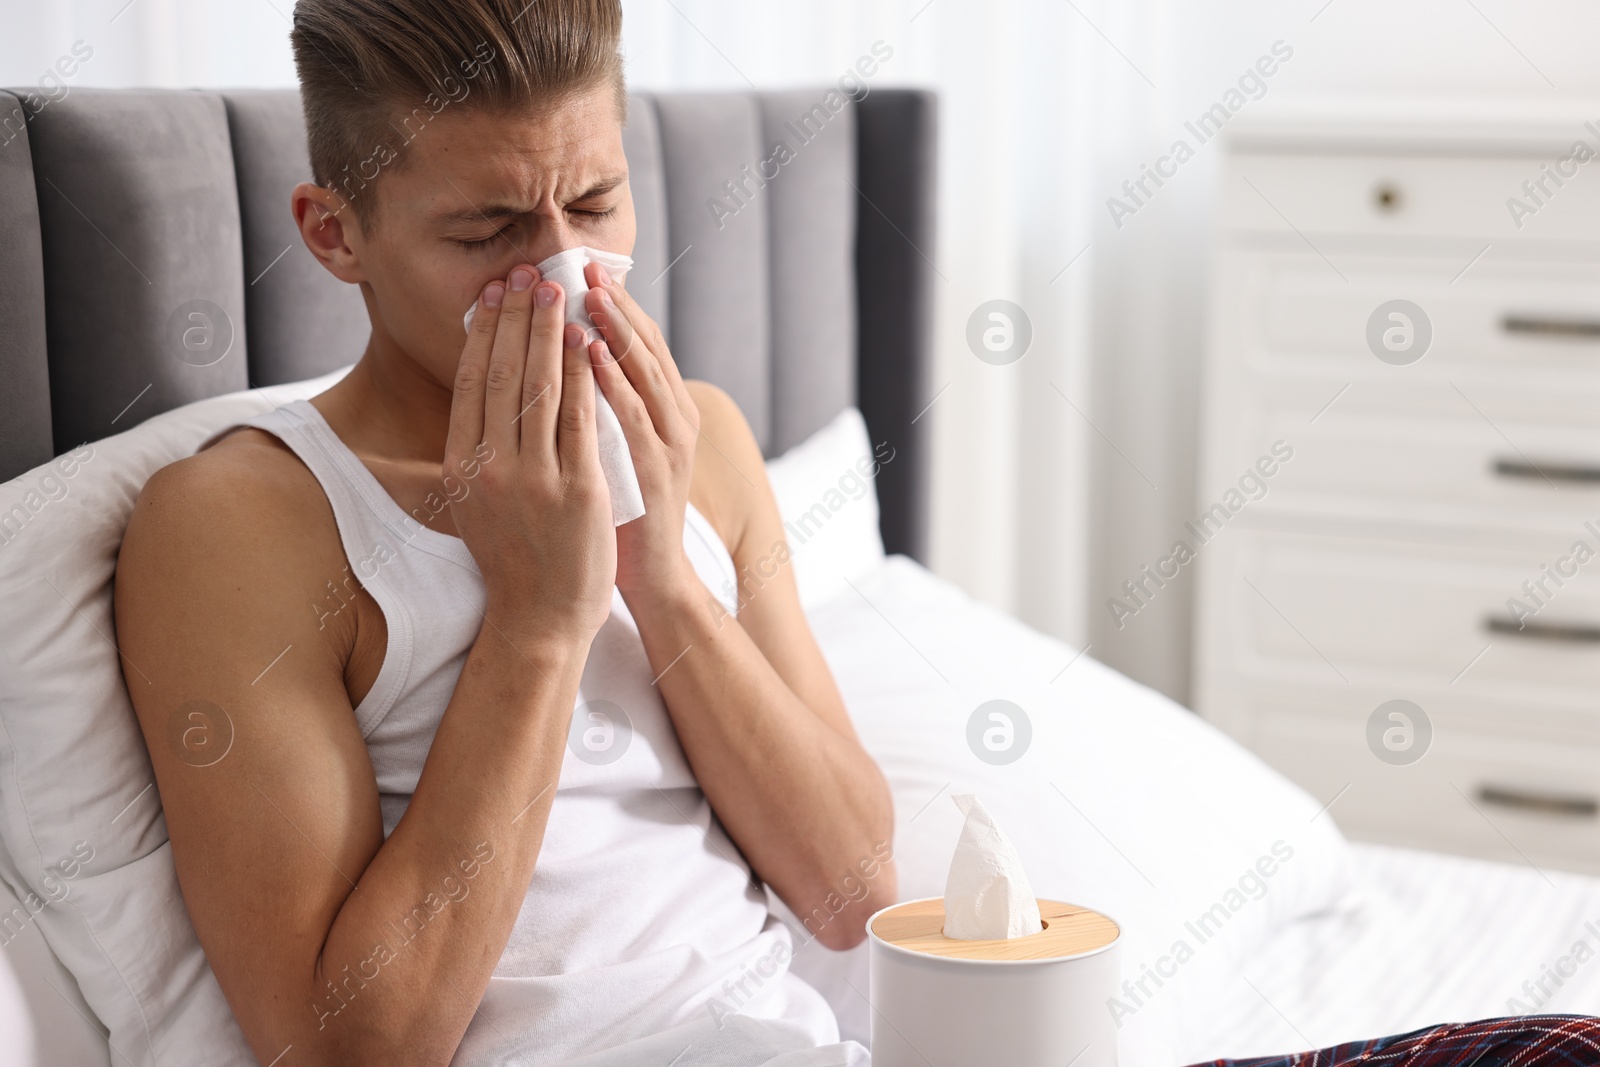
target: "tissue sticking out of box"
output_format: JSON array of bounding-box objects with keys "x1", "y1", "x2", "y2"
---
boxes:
[{"x1": 942, "y1": 794, "x2": 1043, "y2": 940}]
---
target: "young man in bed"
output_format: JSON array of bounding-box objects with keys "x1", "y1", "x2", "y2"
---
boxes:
[
  {"x1": 112, "y1": 1, "x2": 1600, "y2": 1065},
  {"x1": 116, "y1": 0, "x2": 891, "y2": 1063}
]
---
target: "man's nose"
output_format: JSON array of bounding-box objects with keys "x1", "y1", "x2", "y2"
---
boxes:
[{"x1": 521, "y1": 217, "x2": 584, "y2": 267}]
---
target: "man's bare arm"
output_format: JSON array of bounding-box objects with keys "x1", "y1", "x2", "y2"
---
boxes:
[
  {"x1": 114, "y1": 267, "x2": 615, "y2": 1067},
  {"x1": 625, "y1": 383, "x2": 898, "y2": 950},
  {"x1": 578, "y1": 266, "x2": 897, "y2": 950}
]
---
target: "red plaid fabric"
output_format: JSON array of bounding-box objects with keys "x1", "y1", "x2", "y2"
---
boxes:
[{"x1": 1188, "y1": 1014, "x2": 1600, "y2": 1067}]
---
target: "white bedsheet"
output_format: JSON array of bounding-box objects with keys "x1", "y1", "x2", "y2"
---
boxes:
[{"x1": 1177, "y1": 842, "x2": 1600, "y2": 1064}]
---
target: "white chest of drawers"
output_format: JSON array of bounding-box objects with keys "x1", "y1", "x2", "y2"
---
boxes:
[{"x1": 1194, "y1": 106, "x2": 1600, "y2": 875}]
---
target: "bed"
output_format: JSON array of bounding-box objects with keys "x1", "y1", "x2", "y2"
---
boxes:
[
  {"x1": 1186, "y1": 843, "x2": 1600, "y2": 1060},
  {"x1": 1, "y1": 85, "x2": 1595, "y2": 1067}
]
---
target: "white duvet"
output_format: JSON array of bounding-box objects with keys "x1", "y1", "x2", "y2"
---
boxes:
[{"x1": 791, "y1": 554, "x2": 1358, "y2": 1066}]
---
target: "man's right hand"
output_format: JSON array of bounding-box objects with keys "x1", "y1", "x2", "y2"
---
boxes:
[{"x1": 447, "y1": 265, "x2": 617, "y2": 646}]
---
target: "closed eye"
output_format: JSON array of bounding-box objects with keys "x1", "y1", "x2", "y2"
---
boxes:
[{"x1": 455, "y1": 228, "x2": 508, "y2": 252}]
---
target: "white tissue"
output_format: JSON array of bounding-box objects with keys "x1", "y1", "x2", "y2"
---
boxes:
[
  {"x1": 463, "y1": 246, "x2": 646, "y2": 526},
  {"x1": 942, "y1": 794, "x2": 1043, "y2": 940}
]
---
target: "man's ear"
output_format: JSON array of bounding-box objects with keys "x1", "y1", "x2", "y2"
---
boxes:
[{"x1": 291, "y1": 182, "x2": 368, "y2": 284}]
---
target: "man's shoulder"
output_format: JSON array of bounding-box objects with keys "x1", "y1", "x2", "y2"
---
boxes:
[
  {"x1": 685, "y1": 379, "x2": 766, "y2": 552},
  {"x1": 125, "y1": 426, "x2": 345, "y2": 590}
]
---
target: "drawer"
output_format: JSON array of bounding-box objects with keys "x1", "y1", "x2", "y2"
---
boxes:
[
  {"x1": 1220, "y1": 151, "x2": 1600, "y2": 243},
  {"x1": 1205, "y1": 527, "x2": 1600, "y2": 702},
  {"x1": 1238, "y1": 250, "x2": 1600, "y2": 383},
  {"x1": 1236, "y1": 696, "x2": 1600, "y2": 874},
  {"x1": 1206, "y1": 375, "x2": 1600, "y2": 533}
]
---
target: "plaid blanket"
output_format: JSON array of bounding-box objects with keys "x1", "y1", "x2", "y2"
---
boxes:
[{"x1": 1189, "y1": 1015, "x2": 1600, "y2": 1067}]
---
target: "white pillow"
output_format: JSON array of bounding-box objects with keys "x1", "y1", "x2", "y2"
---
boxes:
[
  {"x1": 761, "y1": 407, "x2": 888, "y2": 610},
  {"x1": 786, "y1": 555, "x2": 1358, "y2": 1066},
  {"x1": 0, "y1": 366, "x2": 352, "y2": 1066}
]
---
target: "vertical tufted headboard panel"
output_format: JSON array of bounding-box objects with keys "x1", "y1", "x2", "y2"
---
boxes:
[
  {"x1": 0, "y1": 92, "x2": 51, "y2": 476},
  {"x1": 0, "y1": 86, "x2": 935, "y2": 559}
]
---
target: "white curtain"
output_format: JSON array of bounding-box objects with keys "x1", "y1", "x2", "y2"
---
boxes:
[
  {"x1": 8, "y1": 0, "x2": 1600, "y2": 702},
  {"x1": 618, "y1": 0, "x2": 1101, "y2": 666}
]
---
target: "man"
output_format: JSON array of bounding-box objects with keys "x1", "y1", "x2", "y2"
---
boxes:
[{"x1": 113, "y1": 1, "x2": 894, "y2": 1063}]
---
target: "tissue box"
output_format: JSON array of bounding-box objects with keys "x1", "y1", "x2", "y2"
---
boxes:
[{"x1": 868, "y1": 898, "x2": 1121, "y2": 1067}]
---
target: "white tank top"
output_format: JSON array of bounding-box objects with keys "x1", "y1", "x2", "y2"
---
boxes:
[{"x1": 212, "y1": 398, "x2": 837, "y2": 1065}]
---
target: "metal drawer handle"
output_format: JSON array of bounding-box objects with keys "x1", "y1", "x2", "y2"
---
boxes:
[
  {"x1": 1493, "y1": 458, "x2": 1600, "y2": 483},
  {"x1": 1478, "y1": 785, "x2": 1599, "y2": 819},
  {"x1": 1484, "y1": 616, "x2": 1600, "y2": 642},
  {"x1": 1502, "y1": 315, "x2": 1600, "y2": 338}
]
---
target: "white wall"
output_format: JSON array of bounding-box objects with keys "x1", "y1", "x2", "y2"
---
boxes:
[{"x1": 5, "y1": 0, "x2": 1598, "y2": 703}]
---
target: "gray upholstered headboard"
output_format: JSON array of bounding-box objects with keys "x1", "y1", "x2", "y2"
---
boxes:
[{"x1": 0, "y1": 87, "x2": 935, "y2": 559}]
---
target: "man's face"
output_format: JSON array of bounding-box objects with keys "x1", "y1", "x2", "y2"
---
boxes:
[{"x1": 342, "y1": 84, "x2": 636, "y2": 388}]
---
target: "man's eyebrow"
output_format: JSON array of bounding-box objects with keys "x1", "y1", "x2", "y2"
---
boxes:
[
  {"x1": 433, "y1": 202, "x2": 524, "y2": 227},
  {"x1": 431, "y1": 174, "x2": 629, "y2": 227},
  {"x1": 572, "y1": 173, "x2": 628, "y2": 200}
]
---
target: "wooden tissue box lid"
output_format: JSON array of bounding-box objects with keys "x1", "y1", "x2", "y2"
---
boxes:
[{"x1": 871, "y1": 898, "x2": 1119, "y2": 961}]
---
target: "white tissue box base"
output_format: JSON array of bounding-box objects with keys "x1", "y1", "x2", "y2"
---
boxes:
[{"x1": 869, "y1": 932, "x2": 1120, "y2": 1067}]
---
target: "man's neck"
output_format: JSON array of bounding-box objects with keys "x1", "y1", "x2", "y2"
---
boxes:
[{"x1": 310, "y1": 330, "x2": 454, "y2": 469}]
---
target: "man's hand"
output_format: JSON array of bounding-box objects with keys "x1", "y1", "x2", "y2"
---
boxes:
[
  {"x1": 452, "y1": 265, "x2": 618, "y2": 646},
  {"x1": 582, "y1": 260, "x2": 703, "y2": 607}
]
